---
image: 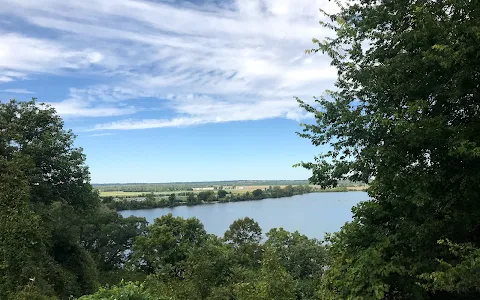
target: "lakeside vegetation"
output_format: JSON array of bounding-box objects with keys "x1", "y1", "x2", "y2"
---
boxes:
[
  {"x1": 1, "y1": 0, "x2": 479, "y2": 299},
  {"x1": 93, "y1": 180, "x2": 311, "y2": 193},
  {"x1": 104, "y1": 185, "x2": 320, "y2": 211}
]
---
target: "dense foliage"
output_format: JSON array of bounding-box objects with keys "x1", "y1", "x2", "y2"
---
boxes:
[
  {"x1": 0, "y1": 100, "x2": 149, "y2": 299},
  {"x1": 0, "y1": 99, "x2": 103, "y2": 299},
  {"x1": 80, "y1": 214, "x2": 327, "y2": 300},
  {"x1": 297, "y1": 0, "x2": 480, "y2": 298}
]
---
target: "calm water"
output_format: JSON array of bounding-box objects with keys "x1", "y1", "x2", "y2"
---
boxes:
[{"x1": 120, "y1": 192, "x2": 368, "y2": 239}]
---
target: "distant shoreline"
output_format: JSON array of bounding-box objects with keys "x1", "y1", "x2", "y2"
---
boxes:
[{"x1": 104, "y1": 186, "x2": 368, "y2": 211}]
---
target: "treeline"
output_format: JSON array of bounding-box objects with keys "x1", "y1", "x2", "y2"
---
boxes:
[
  {"x1": 80, "y1": 215, "x2": 327, "y2": 300},
  {"x1": 94, "y1": 180, "x2": 311, "y2": 193},
  {"x1": 105, "y1": 185, "x2": 319, "y2": 211}
]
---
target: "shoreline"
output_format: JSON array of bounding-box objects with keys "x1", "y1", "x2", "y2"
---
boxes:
[{"x1": 110, "y1": 187, "x2": 368, "y2": 211}]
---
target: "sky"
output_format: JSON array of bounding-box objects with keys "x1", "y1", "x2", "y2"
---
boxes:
[{"x1": 0, "y1": 0, "x2": 338, "y2": 183}]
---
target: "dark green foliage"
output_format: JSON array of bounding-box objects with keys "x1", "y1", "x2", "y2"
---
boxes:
[
  {"x1": 0, "y1": 156, "x2": 53, "y2": 299},
  {"x1": 252, "y1": 189, "x2": 263, "y2": 198},
  {"x1": 168, "y1": 193, "x2": 176, "y2": 207},
  {"x1": 0, "y1": 99, "x2": 102, "y2": 298},
  {"x1": 186, "y1": 192, "x2": 201, "y2": 205},
  {"x1": 185, "y1": 236, "x2": 233, "y2": 298},
  {"x1": 266, "y1": 228, "x2": 328, "y2": 299},
  {"x1": 0, "y1": 99, "x2": 98, "y2": 210},
  {"x1": 233, "y1": 248, "x2": 296, "y2": 300},
  {"x1": 224, "y1": 217, "x2": 263, "y2": 268},
  {"x1": 297, "y1": 0, "x2": 480, "y2": 298},
  {"x1": 67, "y1": 214, "x2": 329, "y2": 300},
  {"x1": 132, "y1": 214, "x2": 208, "y2": 275},
  {"x1": 78, "y1": 281, "x2": 156, "y2": 300},
  {"x1": 420, "y1": 240, "x2": 480, "y2": 294},
  {"x1": 197, "y1": 190, "x2": 216, "y2": 202},
  {"x1": 224, "y1": 217, "x2": 262, "y2": 246},
  {"x1": 80, "y1": 207, "x2": 148, "y2": 272},
  {"x1": 217, "y1": 189, "x2": 228, "y2": 199}
]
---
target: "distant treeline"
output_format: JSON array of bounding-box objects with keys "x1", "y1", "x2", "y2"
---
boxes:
[
  {"x1": 94, "y1": 179, "x2": 364, "y2": 193},
  {"x1": 103, "y1": 185, "x2": 341, "y2": 211},
  {"x1": 94, "y1": 180, "x2": 310, "y2": 192}
]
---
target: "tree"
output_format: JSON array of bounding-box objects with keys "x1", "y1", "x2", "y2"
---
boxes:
[
  {"x1": 145, "y1": 193, "x2": 155, "y2": 202},
  {"x1": 0, "y1": 99, "x2": 100, "y2": 298},
  {"x1": 197, "y1": 190, "x2": 215, "y2": 202},
  {"x1": 234, "y1": 248, "x2": 296, "y2": 300},
  {"x1": 132, "y1": 214, "x2": 207, "y2": 276},
  {"x1": 0, "y1": 99, "x2": 98, "y2": 209},
  {"x1": 186, "y1": 192, "x2": 199, "y2": 205},
  {"x1": 81, "y1": 207, "x2": 148, "y2": 272},
  {"x1": 168, "y1": 193, "x2": 176, "y2": 207},
  {"x1": 224, "y1": 217, "x2": 262, "y2": 247},
  {"x1": 252, "y1": 189, "x2": 263, "y2": 198},
  {"x1": 297, "y1": 0, "x2": 480, "y2": 299},
  {"x1": 78, "y1": 281, "x2": 155, "y2": 300},
  {"x1": 224, "y1": 218, "x2": 263, "y2": 268},
  {"x1": 0, "y1": 155, "x2": 52, "y2": 298},
  {"x1": 217, "y1": 189, "x2": 228, "y2": 199},
  {"x1": 185, "y1": 236, "x2": 233, "y2": 299},
  {"x1": 265, "y1": 228, "x2": 328, "y2": 299}
]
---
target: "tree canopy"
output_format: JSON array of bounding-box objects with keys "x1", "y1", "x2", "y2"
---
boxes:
[{"x1": 297, "y1": 0, "x2": 480, "y2": 298}]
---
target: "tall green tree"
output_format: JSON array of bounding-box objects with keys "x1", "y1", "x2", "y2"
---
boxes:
[
  {"x1": 132, "y1": 214, "x2": 207, "y2": 277},
  {"x1": 0, "y1": 155, "x2": 52, "y2": 299},
  {"x1": 297, "y1": 0, "x2": 480, "y2": 299},
  {"x1": 184, "y1": 236, "x2": 233, "y2": 299},
  {"x1": 224, "y1": 217, "x2": 262, "y2": 247},
  {"x1": 80, "y1": 207, "x2": 148, "y2": 272},
  {"x1": 217, "y1": 190, "x2": 228, "y2": 199},
  {"x1": 168, "y1": 193, "x2": 176, "y2": 207},
  {"x1": 0, "y1": 99, "x2": 101, "y2": 298},
  {"x1": 234, "y1": 248, "x2": 296, "y2": 300},
  {"x1": 224, "y1": 217, "x2": 263, "y2": 268},
  {"x1": 266, "y1": 228, "x2": 327, "y2": 299}
]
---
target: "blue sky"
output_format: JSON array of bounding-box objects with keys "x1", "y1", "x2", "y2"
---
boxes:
[{"x1": 0, "y1": 0, "x2": 337, "y2": 183}]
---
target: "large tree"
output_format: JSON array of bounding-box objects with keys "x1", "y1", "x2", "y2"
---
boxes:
[
  {"x1": 0, "y1": 99, "x2": 101, "y2": 298},
  {"x1": 297, "y1": 0, "x2": 480, "y2": 299},
  {"x1": 265, "y1": 228, "x2": 327, "y2": 299},
  {"x1": 132, "y1": 214, "x2": 207, "y2": 276}
]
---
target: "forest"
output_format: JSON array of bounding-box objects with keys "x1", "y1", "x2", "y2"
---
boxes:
[{"x1": 1, "y1": 0, "x2": 479, "y2": 299}]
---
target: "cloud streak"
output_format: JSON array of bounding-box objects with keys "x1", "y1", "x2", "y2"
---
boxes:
[
  {"x1": 0, "y1": 88, "x2": 35, "y2": 94},
  {"x1": 0, "y1": 0, "x2": 339, "y2": 129}
]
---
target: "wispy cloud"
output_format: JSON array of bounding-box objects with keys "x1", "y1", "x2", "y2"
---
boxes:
[
  {"x1": 0, "y1": 0, "x2": 339, "y2": 128},
  {"x1": 0, "y1": 88, "x2": 35, "y2": 94},
  {"x1": 89, "y1": 133, "x2": 115, "y2": 137}
]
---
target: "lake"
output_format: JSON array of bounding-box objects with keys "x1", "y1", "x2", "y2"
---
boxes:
[{"x1": 120, "y1": 191, "x2": 368, "y2": 239}]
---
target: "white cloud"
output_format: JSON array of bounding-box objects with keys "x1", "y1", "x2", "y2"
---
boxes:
[
  {"x1": 0, "y1": 33, "x2": 103, "y2": 74},
  {"x1": 0, "y1": 88, "x2": 35, "y2": 94},
  {"x1": 89, "y1": 133, "x2": 115, "y2": 137},
  {"x1": 0, "y1": 0, "x2": 341, "y2": 128},
  {"x1": 49, "y1": 97, "x2": 136, "y2": 118}
]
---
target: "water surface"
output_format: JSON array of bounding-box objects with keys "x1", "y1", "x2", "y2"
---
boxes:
[{"x1": 121, "y1": 192, "x2": 368, "y2": 239}]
